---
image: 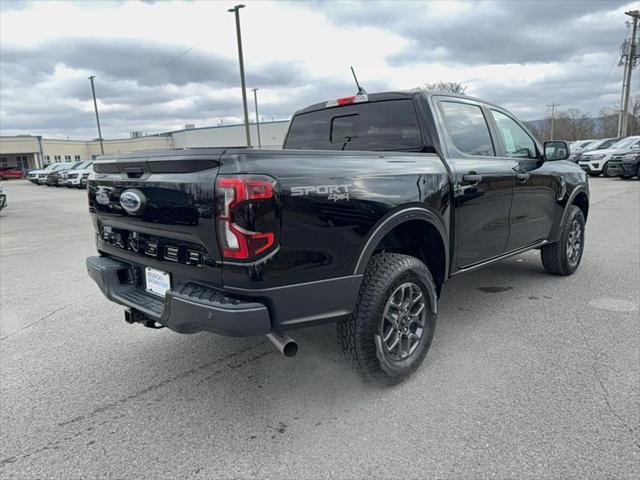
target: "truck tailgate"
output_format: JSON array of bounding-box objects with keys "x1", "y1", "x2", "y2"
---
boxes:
[{"x1": 89, "y1": 149, "x2": 224, "y2": 287}]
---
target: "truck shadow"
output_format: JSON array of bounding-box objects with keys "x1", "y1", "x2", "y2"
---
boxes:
[{"x1": 28, "y1": 249, "x2": 588, "y2": 460}]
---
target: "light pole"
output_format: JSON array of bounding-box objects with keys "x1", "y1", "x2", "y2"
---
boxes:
[
  {"x1": 228, "y1": 4, "x2": 251, "y2": 147},
  {"x1": 88, "y1": 75, "x2": 104, "y2": 155},
  {"x1": 251, "y1": 88, "x2": 261, "y2": 148}
]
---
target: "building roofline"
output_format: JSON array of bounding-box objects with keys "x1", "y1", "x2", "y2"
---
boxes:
[
  {"x1": 0, "y1": 133, "x2": 172, "y2": 142},
  {"x1": 1, "y1": 119, "x2": 290, "y2": 142},
  {"x1": 166, "y1": 119, "x2": 290, "y2": 135}
]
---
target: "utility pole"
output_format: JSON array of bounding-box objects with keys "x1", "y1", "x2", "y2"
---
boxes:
[
  {"x1": 88, "y1": 75, "x2": 104, "y2": 155},
  {"x1": 228, "y1": 4, "x2": 251, "y2": 147},
  {"x1": 618, "y1": 10, "x2": 639, "y2": 137},
  {"x1": 546, "y1": 101, "x2": 559, "y2": 140},
  {"x1": 251, "y1": 88, "x2": 261, "y2": 148}
]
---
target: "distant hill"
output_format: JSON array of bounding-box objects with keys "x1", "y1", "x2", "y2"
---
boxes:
[
  {"x1": 526, "y1": 117, "x2": 602, "y2": 131},
  {"x1": 525, "y1": 118, "x2": 604, "y2": 132}
]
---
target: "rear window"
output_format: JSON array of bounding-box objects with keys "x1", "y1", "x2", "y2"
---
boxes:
[{"x1": 284, "y1": 99, "x2": 423, "y2": 151}]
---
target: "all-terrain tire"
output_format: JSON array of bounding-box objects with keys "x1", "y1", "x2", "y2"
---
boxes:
[
  {"x1": 337, "y1": 253, "x2": 437, "y2": 386},
  {"x1": 541, "y1": 205, "x2": 585, "y2": 276}
]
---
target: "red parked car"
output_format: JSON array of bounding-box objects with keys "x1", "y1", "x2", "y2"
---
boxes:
[{"x1": 0, "y1": 167, "x2": 25, "y2": 180}]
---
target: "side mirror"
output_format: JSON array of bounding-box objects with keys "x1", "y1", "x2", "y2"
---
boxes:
[{"x1": 544, "y1": 140, "x2": 570, "y2": 161}]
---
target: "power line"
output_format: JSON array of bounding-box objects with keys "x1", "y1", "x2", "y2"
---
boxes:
[
  {"x1": 145, "y1": 46, "x2": 197, "y2": 76},
  {"x1": 586, "y1": 46, "x2": 623, "y2": 117}
]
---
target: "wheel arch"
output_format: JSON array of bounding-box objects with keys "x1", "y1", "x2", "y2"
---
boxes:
[
  {"x1": 572, "y1": 190, "x2": 589, "y2": 221},
  {"x1": 550, "y1": 185, "x2": 589, "y2": 242},
  {"x1": 354, "y1": 207, "x2": 449, "y2": 294}
]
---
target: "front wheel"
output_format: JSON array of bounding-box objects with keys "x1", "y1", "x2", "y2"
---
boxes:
[
  {"x1": 541, "y1": 205, "x2": 585, "y2": 276},
  {"x1": 337, "y1": 253, "x2": 437, "y2": 386}
]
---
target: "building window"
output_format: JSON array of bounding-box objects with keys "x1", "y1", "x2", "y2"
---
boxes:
[
  {"x1": 91, "y1": 155, "x2": 98, "y2": 160},
  {"x1": 16, "y1": 155, "x2": 29, "y2": 170},
  {"x1": 0, "y1": 158, "x2": 7, "y2": 168},
  {"x1": 74, "y1": 155, "x2": 81, "y2": 161},
  {"x1": 64, "y1": 155, "x2": 71, "y2": 161},
  {"x1": 45, "y1": 155, "x2": 51, "y2": 162},
  {"x1": 54, "y1": 155, "x2": 61, "y2": 162}
]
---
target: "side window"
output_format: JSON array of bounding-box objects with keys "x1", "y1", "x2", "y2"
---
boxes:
[
  {"x1": 440, "y1": 101, "x2": 494, "y2": 157},
  {"x1": 491, "y1": 110, "x2": 537, "y2": 159}
]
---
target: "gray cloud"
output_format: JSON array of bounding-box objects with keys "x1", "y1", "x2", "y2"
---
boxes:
[
  {"x1": 0, "y1": 35, "x2": 348, "y2": 137},
  {"x1": 1, "y1": 38, "x2": 305, "y2": 88},
  {"x1": 312, "y1": 0, "x2": 632, "y2": 66},
  {"x1": 0, "y1": 34, "x2": 382, "y2": 138},
  {"x1": 1, "y1": 1, "x2": 634, "y2": 138}
]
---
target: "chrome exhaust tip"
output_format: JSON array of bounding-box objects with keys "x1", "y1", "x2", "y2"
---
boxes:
[{"x1": 266, "y1": 333, "x2": 298, "y2": 357}]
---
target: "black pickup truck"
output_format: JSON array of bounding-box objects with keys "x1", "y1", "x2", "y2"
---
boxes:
[{"x1": 86, "y1": 91, "x2": 589, "y2": 385}]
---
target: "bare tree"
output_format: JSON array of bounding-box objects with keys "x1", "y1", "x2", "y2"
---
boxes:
[
  {"x1": 526, "y1": 109, "x2": 594, "y2": 142},
  {"x1": 599, "y1": 107, "x2": 618, "y2": 138},
  {"x1": 416, "y1": 82, "x2": 468, "y2": 94},
  {"x1": 554, "y1": 109, "x2": 595, "y2": 141},
  {"x1": 525, "y1": 120, "x2": 548, "y2": 142},
  {"x1": 597, "y1": 96, "x2": 640, "y2": 138},
  {"x1": 628, "y1": 94, "x2": 640, "y2": 136}
]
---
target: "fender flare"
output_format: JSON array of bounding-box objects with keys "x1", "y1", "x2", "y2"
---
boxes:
[
  {"x1": 353, "y1": 206, "x2": 449, "y2": 277},
  {"x1": 550, "y1": 185, "x2": 589, "y2": 242}
]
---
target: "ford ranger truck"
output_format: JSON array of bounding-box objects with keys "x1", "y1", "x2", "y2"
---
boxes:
[{"x1": 86, "y1": 91, "x2": 589, "y2": 385}]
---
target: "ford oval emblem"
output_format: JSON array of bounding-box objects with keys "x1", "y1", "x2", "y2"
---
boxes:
[{"x1": 119, "y1": 189, "x2": 146, "y2": 215}]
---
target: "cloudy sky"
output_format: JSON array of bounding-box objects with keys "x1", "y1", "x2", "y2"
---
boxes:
[{"x1": 1, "y1": 0, "x2": 638, "y2": 139}]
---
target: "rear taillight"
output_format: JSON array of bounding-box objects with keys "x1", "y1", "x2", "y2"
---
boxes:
[{"x1": 215, "y1": 175, "x2": 278, "y2": 261}]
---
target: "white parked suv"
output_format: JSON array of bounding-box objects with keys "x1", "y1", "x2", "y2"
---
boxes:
[
  {"x1": 578, "y1": 136, "x2": 640, "y2": 176},
  {"x1": 26, "y1": 163, "x2": 60, "y2": 183},
  {"x1": 63, "y1": 162, "x2": 94, "y2": 188}
]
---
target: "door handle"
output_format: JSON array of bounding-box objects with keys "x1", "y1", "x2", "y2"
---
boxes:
[
  {"x1": 462, "y1": 174, "x2": 482, "y2": 184},
  {"x1": 515, "y1": 173, "x2": 530, "y2": 183}
]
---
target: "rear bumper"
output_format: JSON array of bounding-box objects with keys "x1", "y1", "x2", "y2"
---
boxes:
[{"x1": 86, "y1": 255, "x2": 272, "y2": 336}]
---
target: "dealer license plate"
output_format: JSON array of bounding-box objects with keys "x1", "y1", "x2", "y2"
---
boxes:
[{"x1": 145, "y1": 267, "x2": 171, "y2": 297}]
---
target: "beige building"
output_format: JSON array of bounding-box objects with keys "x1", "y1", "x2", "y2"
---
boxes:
[
  {"x1": 0, "y1": 120, "x2": 290, "y2": 170},
  {"x1": 171, "y1": 121, "x2": 289, "y2": 149}
]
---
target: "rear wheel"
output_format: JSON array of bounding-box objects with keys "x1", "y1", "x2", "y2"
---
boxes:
[
  {"x1": 541, "y1": 205, "x2": 585, "y2": 276},
  {"x1": 337, "y1": 253, "x2": 437, "y2": 386}
]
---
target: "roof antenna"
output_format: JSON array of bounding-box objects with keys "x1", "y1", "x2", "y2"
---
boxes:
[{"x1": 350, "y1": 66, "x2": 367, "y2": 95}]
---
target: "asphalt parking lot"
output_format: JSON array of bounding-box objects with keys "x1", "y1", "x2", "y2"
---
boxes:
[{"x1": 1, "y1": 178, "x2": 638, "y2": 479}]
